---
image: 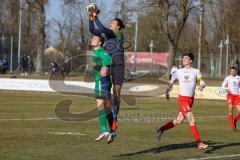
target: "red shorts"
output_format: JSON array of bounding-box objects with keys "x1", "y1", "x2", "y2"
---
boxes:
[
  {"x1": 226, "y1": 94, "x2": 240, "y2": 106},
  {"x1": 178, "y1": 95, "x2": 194, "y2": 117}
]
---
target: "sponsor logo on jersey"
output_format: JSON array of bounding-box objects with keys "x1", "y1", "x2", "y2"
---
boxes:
[{"x1": 184, "y1": 75, "x2": 189, "y2": 80}]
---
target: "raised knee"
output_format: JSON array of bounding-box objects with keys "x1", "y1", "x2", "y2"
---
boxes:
[
  {"x1": 189, "y1": 119, "x2": 195, "y2": 125},
  {"x1": 177, "y1": 121, "x2": 183, "y2": 125},
  {"x1": 173, "y1": 119, "x2": 182, "y2": 125},
  {"x1": 189, "y1": 119, "x2": 196, "y2": 125}
]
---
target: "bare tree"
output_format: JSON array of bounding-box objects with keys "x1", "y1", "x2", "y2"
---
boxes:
[
  {"x1": 25, "y1": 0, "x2": 48, "y2": 73},
  {"x1": 50, "y1": 0, "x2": 89, "y2": 60},
  {"x1": 204, "y1": 0, "x2": 240, "y2": 67},
  {"x1": 150, "y1": 0, "x2": 195, "y2": 76},
  {"x1": 114, "y1": 0, "x2": 133, "y2": 23}
]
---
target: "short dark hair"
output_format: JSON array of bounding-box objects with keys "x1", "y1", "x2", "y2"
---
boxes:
[
  {"x1": 113, "y1": 18, "x2": 125, "y2": 30},
  {"x1": 183, "y1": 52, "x2": 194, "y2": 61},
  {"x1": 230, "y1": 66, "x2": 237, "y2": 70}
]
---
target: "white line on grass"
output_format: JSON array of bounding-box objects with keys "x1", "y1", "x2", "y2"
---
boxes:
[
  {"x1": 25, "y1": 118, "x2": 58, "y2": 121},
  {"x1": 0, "y1": 116, "x2": 228, "y2": 122},
  {"x1": 195, "y1": 116, "x2": 228, "y2": 119},
  {"x1": 0, "y1": 118, "x2": 23, "y2": 121},
  {"x1": 188, "y1": 154, "x2": 240, "y2": 160},
  {"x1": 0, "y1": 117, "x2": 58, "y2": 121},
  {"x1": 0, "y1": 116, "x2": 17, "y2": 117},
  {"x1": 48, "y1": 131, "x2": 87, "y2": 136}
]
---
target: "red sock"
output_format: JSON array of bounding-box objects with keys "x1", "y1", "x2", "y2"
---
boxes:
[
  {"x1": 229, "y1": 114, "x2": 235, "y2": 129},
  {"x1": 161, "y1": 120, "x2": 175, "y2": 132},
  {"x1": 235, "y1": 114, "x2": 240, "y2": 122},
  {"x1": 190, "y1": 125, "x2": 201, "y2": 142}
]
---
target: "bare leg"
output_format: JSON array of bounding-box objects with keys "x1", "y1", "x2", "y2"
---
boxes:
[
  {"x1": 185, "y1": 112, "x2": 208, "y2": 149},
  {"x1": 173, "y1": 112, "x2": 185, "y2": 126},
  {"x1": 157, "y1": 112, "x2": 184, "y2": 141},
  {"x1": 160, "y1": 112, "x2": 185, "y2": 133}
]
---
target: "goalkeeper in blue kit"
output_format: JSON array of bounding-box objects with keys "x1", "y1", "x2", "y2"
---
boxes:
[{"x1": 88, "y1": 4, "x2": 125, "y2": 131}]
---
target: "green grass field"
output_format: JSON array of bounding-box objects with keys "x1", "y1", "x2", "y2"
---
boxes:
[{"x1": 0, "y1": 91, "x2": 240, "y2": 160}]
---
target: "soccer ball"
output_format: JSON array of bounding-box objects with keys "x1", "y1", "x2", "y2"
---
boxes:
[{"x1": 86, "y1": 3, "x2": 100, "y2": 14}]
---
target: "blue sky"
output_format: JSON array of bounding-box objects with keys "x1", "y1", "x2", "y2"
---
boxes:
[
  {"x1": 45, "y1": 0, "x2": 116, "y2": 26},
  {"x1": 45, "y1": 0, "x2": 116, "y2": 45}
]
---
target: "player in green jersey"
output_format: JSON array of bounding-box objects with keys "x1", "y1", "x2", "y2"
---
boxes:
[{"x1": 91, "y1": 35, "x2": 116, "y2": 144}]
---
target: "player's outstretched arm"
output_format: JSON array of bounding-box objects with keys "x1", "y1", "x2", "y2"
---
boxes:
[
  {"x1": 197, "y1": 77, "x2": 206, "y2": 91},
  {"x1": 166, "y1": 70, "x2": 178, "y2": 100},
  {"x1": 95, "y1": 18, "x2": 116, "y2": 39},
  {"x1": 165, "y1": 82, "x2": 175, "y2": 101},
  {"x1": 196, "y1": 69, "x2": 206, "y2": 91},
  {"x1": 89, "y1": 20, "x2": 101, "y2": 37},
  {"x1": 221, "y1": 77, "x2": 229, "y2": 93}
]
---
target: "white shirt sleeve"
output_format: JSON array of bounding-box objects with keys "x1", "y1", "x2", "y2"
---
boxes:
[
  {"x1": 170, "y1": 70, "x2": 178, "y2": 83},
  {"x1": 221, "y1": 77, "x2": 228, "y2": 88},
  {"x1": 170, "y1": 68, "x2": 174, "y2": 75},
  {"x1": 170, "y1": 67, "x2": 175, "y2": 75}
]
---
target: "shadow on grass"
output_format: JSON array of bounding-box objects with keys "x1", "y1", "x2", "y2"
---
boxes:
[
  {"x1": 205, "y1": 141, "x2": 240, "y2": 154},
  {"x1": 114, "y1": 141, "x2": 240, "y2": 158}
]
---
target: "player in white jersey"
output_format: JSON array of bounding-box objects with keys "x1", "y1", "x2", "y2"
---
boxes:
[
  {"x1": 157, "y1": 53, "x2": 208, "y2": 149},
  {"x1": 221, "y1": 67, "x2": 240, "y2": 131}
]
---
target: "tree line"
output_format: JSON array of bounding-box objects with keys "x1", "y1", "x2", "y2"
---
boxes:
[{"x1": 0, "y1": 0, "x2": 239, "y2": 75}]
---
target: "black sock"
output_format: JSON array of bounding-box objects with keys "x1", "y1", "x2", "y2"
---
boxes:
[
  {"x1": 113, "y1": 100, "x2": 120, "y2": 120},
  {"x1": 105, "y1": 108, "x2": 114, "y2": 132}
]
